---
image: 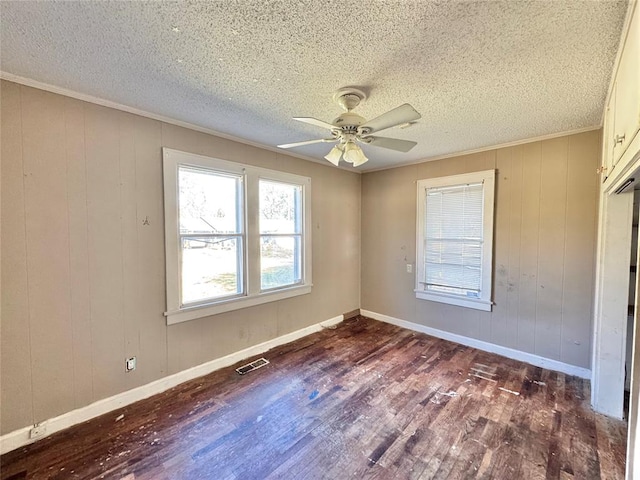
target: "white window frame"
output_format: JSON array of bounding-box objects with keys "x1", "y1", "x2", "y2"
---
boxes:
[
  {"x1": 163, "y1": 148, "x2": 312, "y2": 324},
  {"x1": 415, "y1": 169, "x2": 495, "y2": 311}
]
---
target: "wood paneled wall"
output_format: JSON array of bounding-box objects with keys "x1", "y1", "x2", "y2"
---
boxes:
[
  {"x1": 0, "y1": 81, "x2": 361, "y2": 434},
  {"x1": 361, "y1": 131, "x2": 600, "y2": 369},
  {"x1": 0, "y1": 79, "x2": 601, "y2": 437}
]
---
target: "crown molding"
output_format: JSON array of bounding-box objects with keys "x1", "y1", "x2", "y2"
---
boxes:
[
  {"x1": 0, "y1": 71, "x2": 360, "y2": 173},
  {"x1": 1, "y1": 71, "x2": 601, "y2": 176},
  {"x1": 363, "y1": 125, "x2": 601, "y2": 173}
]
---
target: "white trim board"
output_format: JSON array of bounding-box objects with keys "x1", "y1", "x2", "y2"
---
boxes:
[
  {"x1": 361, "y1": 310, "x2": 591, "y2": 379},
  {"x1": 0, "y1": 315, "x2": 343, "y2": 455}
]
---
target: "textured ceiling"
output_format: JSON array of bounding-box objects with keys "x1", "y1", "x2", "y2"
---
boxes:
[{"x1": 0, "y1": 1, "x2": 628, "y2": 171}]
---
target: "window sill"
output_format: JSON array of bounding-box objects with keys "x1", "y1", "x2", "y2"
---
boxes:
[
  {"x1": 415, "y1": 290, "x2": 493, "y2": 312},
  {"x1": 165, "y1": 284, "x2": 313, "y2": 325}
]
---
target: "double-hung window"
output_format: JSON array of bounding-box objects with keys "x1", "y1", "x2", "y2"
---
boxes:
[
  {"x1": 415, "y1": 170, "x2": 495, "y2": 311},
  {"x1": 259, "y1": 180, "x2": 303, "y2": 290},
  {"x1": 178, "y1": 166, "x2": 244, "y2": 305},
  {"x1": 163, "y1": 148, "x2": 311, "y2": 324}
]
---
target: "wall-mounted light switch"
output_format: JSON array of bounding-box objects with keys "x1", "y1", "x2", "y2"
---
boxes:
[
  {"x1": 126, "y1": 356, "x2": 136, "y2": 372},
  {"x1": 406, "y1": 264, "x2": 413, "y2": 273}
]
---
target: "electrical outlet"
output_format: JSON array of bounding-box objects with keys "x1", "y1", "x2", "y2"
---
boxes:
[
  {"x1": 29, "y1": 423, "x2": 46, "y2": 439},
  {"x1": 126, "y1": 356, "x2": 136, "y2": 372},
  {"x1": 406, "y1": 264, "x2": 413, "y2": 273}
]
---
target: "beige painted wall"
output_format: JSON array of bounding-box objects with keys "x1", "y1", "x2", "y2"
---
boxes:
[
  {"x1": 361, "y1": 131, "x2": 600, "y2": 369},
  {"x1": 0, "y1": 81, "x2": 361, "y2": 434},
  {"x1": 0, "y1": 79, "x2": 601, "y2": 437}
]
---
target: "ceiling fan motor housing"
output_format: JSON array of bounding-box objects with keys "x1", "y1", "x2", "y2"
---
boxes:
[
  {"x1": 330, "y1": 88, "x2": 373, "y2": 139},
  {"x1": 332, "y1": 111, "x2": 366, "y2": 130}
]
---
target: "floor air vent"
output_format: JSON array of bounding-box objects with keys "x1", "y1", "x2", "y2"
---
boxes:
[{"x1": 236, "y1": 357, "x2": 269, "y2": 375}]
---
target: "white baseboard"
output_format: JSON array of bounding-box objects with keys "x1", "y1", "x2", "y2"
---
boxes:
[
  {"x1": 0, "y1": 315, "x2": 343, "y2": 455},
  {"x1": 361, "y1": 310, "x2": 591, "y2": 379}
]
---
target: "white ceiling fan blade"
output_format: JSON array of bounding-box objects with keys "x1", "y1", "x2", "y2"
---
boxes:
[
  {"x1": 360, "y1": 104, "x2": 421, "y2": 133},
  {"x1": 277, "y1": 138, "x2": 334, "y2": 149},
  {"x1": 293, "y1": 117, "x2": 336, "y2": 130},
  {"x1": 363, "y1": 136, "x2": 418, "y2": 153}
]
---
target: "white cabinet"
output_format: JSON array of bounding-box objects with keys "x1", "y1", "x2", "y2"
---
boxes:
[
  {"x1": 613, "y1": 5, "x2": 640, "y2": 165},
  {"x1": 603, "y1": 2, "x2": 640, "y2": 191}
]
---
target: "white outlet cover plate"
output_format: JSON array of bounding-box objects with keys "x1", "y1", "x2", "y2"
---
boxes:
[{"x1": 29, "y1": 424, "x2": 46, "y2": 439}]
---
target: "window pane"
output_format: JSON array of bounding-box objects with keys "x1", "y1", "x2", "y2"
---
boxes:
[
  {"x1": 425, "y1": 239, "x2": 482, "y2": 290},
  {"x1": 425, "y1": 242, "x2": 482, "y2": 294},
  {"x1": 181, "y1": 236, "x2": 242, "y2": 304},
  {"x1": 259, "y1": 180, "x2": 301, "y2": 234},
  {"x1": 426, "y1": 184, "x2": 483, "y2": 240},
  {"x1": 424, "y1": 183, "x2": 484, "y2": 294},
  {"x1": 260, "y1": 236, "x2": 301, "y2": 290},
  {"x1": 178, "y1": 166, "x2": 242, "y2": 234}
]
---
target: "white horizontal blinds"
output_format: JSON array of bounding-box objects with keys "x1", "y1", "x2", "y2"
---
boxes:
[{"x1": 424, "y1": 181, "x2": 484, "y2": 297}]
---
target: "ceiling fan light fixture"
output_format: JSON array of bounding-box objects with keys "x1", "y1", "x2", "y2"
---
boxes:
[
  {"x1": 343, "y1": 142, "x2": 368, "y2": 166},
  {"x1": 351, "y1": 148, "x2": 369, "y2": 167},
  {"x1": 324, "y1": 145, "x2": 343, "y2": 166},
  {"x1": 342, "y1": 141, "x2": 357, "y2": 163}
]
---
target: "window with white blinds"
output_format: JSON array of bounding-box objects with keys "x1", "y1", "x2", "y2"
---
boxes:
[{"x1": 416, "y1": 170, "x2": 495, "y2": 311}]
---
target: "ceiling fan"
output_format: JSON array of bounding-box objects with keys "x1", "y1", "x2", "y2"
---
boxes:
[{"x1": 277, "y1": 87, "x2": 421, "y2": 167}]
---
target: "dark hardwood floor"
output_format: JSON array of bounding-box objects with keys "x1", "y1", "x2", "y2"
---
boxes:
[{"x1": 0, "y1": 316, "x2": 627, "y2": 479}]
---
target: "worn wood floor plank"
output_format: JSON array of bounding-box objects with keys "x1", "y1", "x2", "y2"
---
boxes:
[{"x1": 0, "y1": 316, "x2": 627, "y2": 479}]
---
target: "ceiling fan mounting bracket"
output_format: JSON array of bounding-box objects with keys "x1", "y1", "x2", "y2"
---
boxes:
[{"x1": 333, "y1": 87, "x2": 367, "y2": 112}]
